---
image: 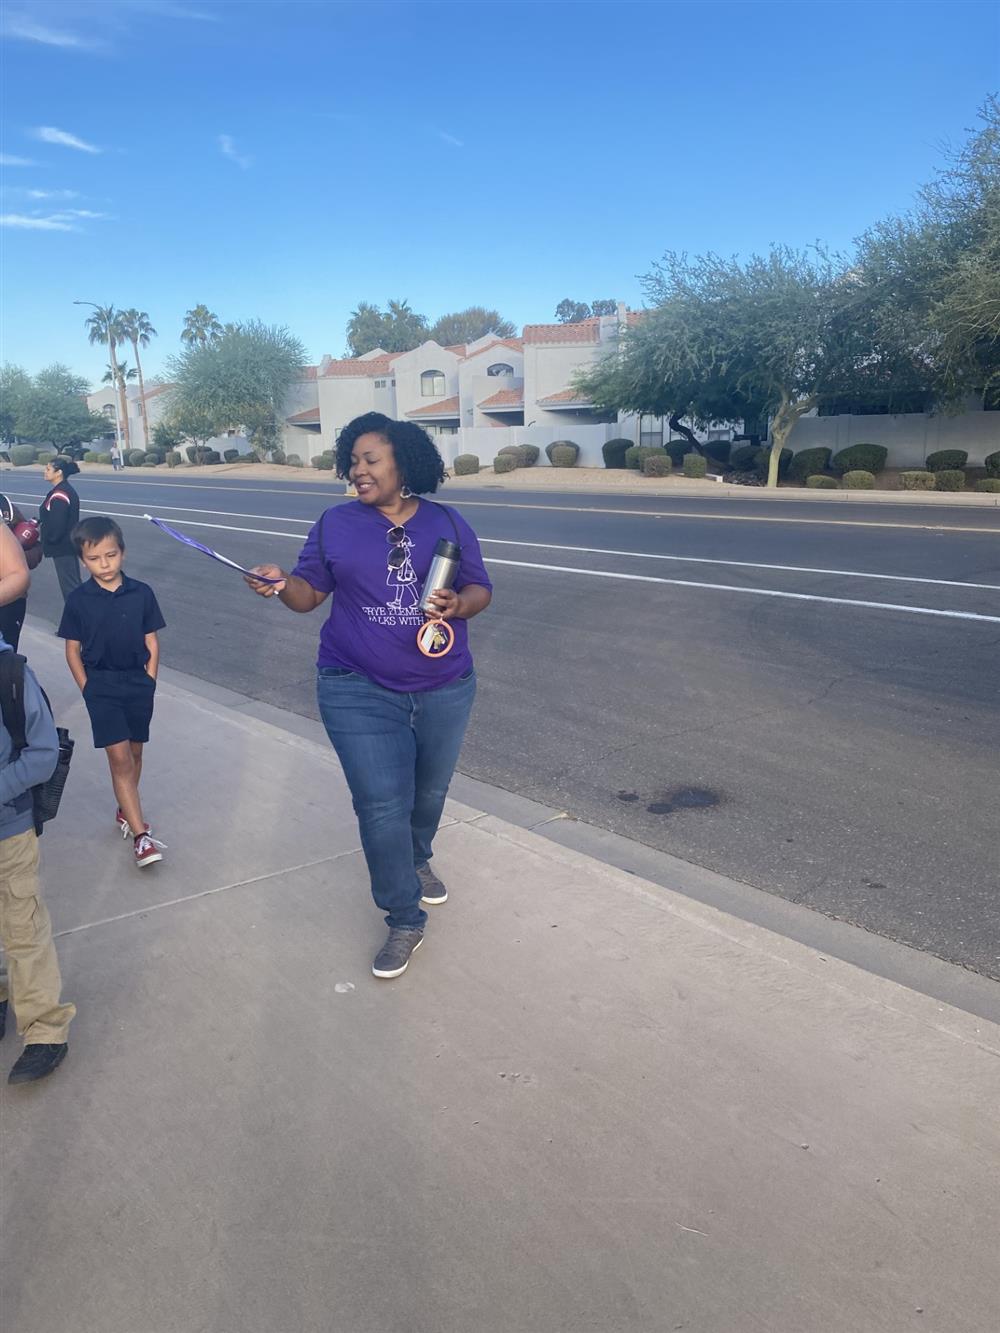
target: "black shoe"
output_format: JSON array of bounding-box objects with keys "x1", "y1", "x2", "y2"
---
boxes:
[
  {"x1": 8, "y1": 1043, "x2": 68, "y2": 1085},
  {"x1": 372, "y1": 927, "x2": 424, "y2": 979},
  {"x1": 0, "y1": 999, "x2": 7, "y2": 1041},
  {"x1": 416, "y1": 862, "x2": 448, "y2": 905}
]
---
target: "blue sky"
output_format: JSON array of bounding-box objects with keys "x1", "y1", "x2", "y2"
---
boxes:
[{"x1": 1, "y1": 0, "x2": 997, "y2": 385}]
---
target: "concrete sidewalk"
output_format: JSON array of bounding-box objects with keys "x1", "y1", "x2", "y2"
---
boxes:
[{"x1": 2, "y1": 625, "x2": 998, "y2": 1333}]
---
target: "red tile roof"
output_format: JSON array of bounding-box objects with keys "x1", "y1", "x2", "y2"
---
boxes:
[
  {"x1": 321, "y1": 354, "x2": 401, "y2": 378},
  {"x1": 523, "y1": 319, "x2": 601, "y2": 346},
  {"x1": 407, "y1": 396, "x2": 461, "y2": 418},
  {"x1": 478, "y1": 387, "x2": 524, "y2": 409},
  {"x1": 286, "y1": 407, "x2": 320, "y2": 424},
  {"x1": 297, "y1": 365, "x2": 318, "y2": 381},
  {"x1": 142, "y1": 383, "x2": 173, "y2": 400},
  {"x1": 537, "y1": 387, "x2": 593, "y2": 405}
]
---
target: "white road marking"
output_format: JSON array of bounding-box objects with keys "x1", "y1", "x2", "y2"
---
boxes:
[
  {"x1": 90, "y1": 508, "x2": 1000, "y2": 622},
  {"x1": 484, "y1": 558, "x2": 1000, "y2": 624},
  {"x1": 477, "y1": 538, "x2": 1000, "y2": 592},
  {"x1": 0, "y1": 490, "x2": 316, "y2": 527},
  {"x1": 70, "y1": 502, "x2": 1000, "y2": 594}
]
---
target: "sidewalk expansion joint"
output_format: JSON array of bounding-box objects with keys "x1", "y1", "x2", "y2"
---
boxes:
[{"x1": 53, "y1": 851, "x2": 357, "y2": 938}]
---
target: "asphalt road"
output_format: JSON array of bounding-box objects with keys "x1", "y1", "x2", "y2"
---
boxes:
[{"x1": 7, "y1": 469, "x2": 1000, "y2": 978}]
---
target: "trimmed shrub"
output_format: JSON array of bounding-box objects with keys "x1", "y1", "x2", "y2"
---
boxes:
[
  {"x1": 286, "y1": 454, "x2": 303, "y2": 467},
  {"x1": 270, "y1": 449, "x2": 286, "y2": 465},
  {"x1": 83, "y1": 451, "x2": 101, "y2": 463},
  {"x1": 167, "y1": 451, "x2": 182, "y2": 467},
  {"x1": 223, "y1": 448, "x2": 240, "y2": 463},
  {"x1": 493, "y1": 453, "x2": 517, "y2": 474},
  {"x1": 974, "y1": 478, "x2": 1000, "y2": 493},
  {"x1": 97, "y1": 453, "x2": 113, "y2": 465},
  {"x1": 665, "y1": 440, "x2": 688, "y2": 465},
  {"x1": 35, "y1": 450, "x2": 56, "y2": 466},
  {"x1": 550, "y1": 444, "x2": 578, "y2": 468},
  {"x1": 240, "y1": 453, "x2": 260, "y2": 464},
  {"x1": 683, "y1": 452, "x2": 708, "y2": 478},
  {"x1": 754, "y1": 446, "x2": 793, "y2": 481},
  {"x1": 932, "y1": 469, "x2": 966, "y2": 491},
  {"x1": 841, "y1": 470, "x2": 876, "y2": 489},
  {"x1": 453, "y1": 453, "x2": 480, "y2": 476},
  {"x1": 703, "y1": 439, "x2": 731, "y2": 467},
  {"x1": 204, "y1": 450, "x2": 221, "y2": 464},
  {"x1": 625, "y1": 445, "x2": 667, "y2": 470},
  {"x1": 602, "y1": 437, "x2": 632, "y2": 469},
  {"x1": 642, "y1": 454, "x2": 672, "y2": 477},
  {"x1": 806, "y1": 474, "x2": 839, "y2": 488},
  {"x1": 312, "y1": 454, "x2": 335, "y2": 470},
  {"x1": 545, "y1": 439, "x2": 579, "y2": 464},
  {"x1": 142, "y1": 461, "x2": 159, "y2": 468},
  {"x1": 729, "y1": 444, "x2": 757, "y2": 471},
  {"x1": 899, "y1": 470, "x2": 936, "y2": 490},
  {"x1": 520, "y1": 444, "x2": 540, "y2": 466},
  {"x1": 498, "y1": 445, "x2": 525, "y2": 467},
  {"x1": 983, "y1": 450, "x2": 1000, "y2": 477},
  {"x1": 925, "y1": 449, "x2": 968, "y2": 472},
  {"x1": 831, "y1": 443, "x2": 888, "y2": 475},
  {"x1": 143, "y1": 452, "x2": 160, "y2": 466},
  {"x1": 185, "y1": 444, "x2": 210, "y2": 464},
  {"x1": 127, "y1": 449, "x2": 146, "y2": 467},
  {"x1": 789, "y1": 446, "x2": 832, "y2": 483}
]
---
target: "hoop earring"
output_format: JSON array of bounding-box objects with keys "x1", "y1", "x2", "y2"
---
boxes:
[{"x1": 400, "y1": 485, "x2": 413, "y2": 500}]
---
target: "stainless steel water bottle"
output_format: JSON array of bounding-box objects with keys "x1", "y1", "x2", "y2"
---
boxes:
[{"x1": 418, "y1": 539, "x2": 461, "y2": 614}]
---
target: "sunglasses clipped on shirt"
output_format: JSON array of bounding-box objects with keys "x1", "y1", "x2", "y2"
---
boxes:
[{"x1": 386, "y1": 525, "x2": 408, "y2": 570}]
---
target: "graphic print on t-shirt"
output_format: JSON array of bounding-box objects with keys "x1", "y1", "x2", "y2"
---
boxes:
[
  {"x1": 386, "y1": 531, "x2": 419, "y2": 613},
  {"x1": 362, "y1": 527, "x2": 424, "y2": 629}
]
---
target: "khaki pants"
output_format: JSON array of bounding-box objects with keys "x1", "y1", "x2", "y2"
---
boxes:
[{"x1": 0, "y1": 829, "x2": 75, "y2": 1044}]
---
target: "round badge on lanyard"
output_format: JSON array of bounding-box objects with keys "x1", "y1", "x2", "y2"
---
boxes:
[{"x1": 417, "y1": 619, "x2": 455, "y2": 658}]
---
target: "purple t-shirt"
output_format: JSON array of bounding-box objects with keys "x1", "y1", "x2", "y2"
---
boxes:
[{"x1": 291, "y1": 499, "x2": 492, "y2": 692}]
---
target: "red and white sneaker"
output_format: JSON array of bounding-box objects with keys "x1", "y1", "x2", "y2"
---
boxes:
[
  {"x1": 133, "y1": 832, "x2": 165, "y2": 868},
  {"x1": 116, "y1": 808, "x2": 150, "y2": 840}
]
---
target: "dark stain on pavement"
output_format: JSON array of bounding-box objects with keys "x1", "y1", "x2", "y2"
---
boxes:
[{"x1": 646, "y1": 786, "x2": 722, "y2": 816}]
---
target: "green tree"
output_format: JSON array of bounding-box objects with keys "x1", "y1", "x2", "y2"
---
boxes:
[
  {"x1": 590, "y1": 299, "x2": 618, "y2": 317},
  {"x1": 429, "y1": 307, "x2": 517, "y2": 346},
  {"x1": 0, "y1": 364, "x2": 32, "y2": 442},
  {"x1": 555, "y1": 299, "x2": 592, "y2": 324},
  {"x1": 181, "y1": 304, "x2": 224, "y2": 347},
  {"x1": 346, "y1": 299, "x2": 429, "y2": 357},
  {"x1": 12, "y1": 365, "x2": 105, "y2": 450},
  {"x1": 118, "y1": 309, "x2": 157, "y2": 447},
  {"x1": 855, "y1": 96, "x2": 1000, "y2": 401},
  {"x1": 579, "y1": 246, "x2": 919, "y2": 486},
  {"x1": 83, "y1": 305, "x2": 131, "y2": 450},
  {"x1": 166, "y1": 320, "x2": 306, "y2": 459}
]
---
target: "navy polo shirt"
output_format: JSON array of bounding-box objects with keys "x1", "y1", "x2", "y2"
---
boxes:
[{"x1": 57, "y1": 575, "x2": 166, "y2": 670}]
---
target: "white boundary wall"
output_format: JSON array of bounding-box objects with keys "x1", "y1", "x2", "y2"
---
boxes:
[{"x1": 787, "y1": 409, "x2": 999, "y2": 466}]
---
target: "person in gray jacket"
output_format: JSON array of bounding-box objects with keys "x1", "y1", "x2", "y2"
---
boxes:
[{"x1": 0, "y1": 633, "x2": 76, "y2": 1083}]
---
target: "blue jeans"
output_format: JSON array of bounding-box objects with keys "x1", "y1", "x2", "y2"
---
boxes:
[{"x1": 317, "y1": 667, "x2": 477, "y2": 930}]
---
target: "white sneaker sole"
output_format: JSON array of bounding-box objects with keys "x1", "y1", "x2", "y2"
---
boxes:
[
  {"x1": 372, "y1": 935, "x2": 423, "y2": 979},
  {"x1": 135, "y1": 851, "x2": 163, "y2": 868},
  {"x1": 420, "y1": 890, "x2": 447, "y2": 905}
]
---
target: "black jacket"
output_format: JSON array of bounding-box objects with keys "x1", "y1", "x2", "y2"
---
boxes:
[{"x1": 39, "y1": 482, "x2": 80, "y2": 559}]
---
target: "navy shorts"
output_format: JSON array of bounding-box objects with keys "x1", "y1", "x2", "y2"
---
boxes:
[{"x1": 83, "y1": 668, "x2": 156, "y2": 749}]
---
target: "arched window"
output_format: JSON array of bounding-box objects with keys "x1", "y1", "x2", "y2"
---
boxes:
[
  {"x1": 421, "y1": 369, "x2": 446, "y2": 397},
  {"x1": 487, "y1": 363, "x2": 514, "y2": 377},
  {"x1": 101, "y1": 404, "x2": 115, "y2": 418}
]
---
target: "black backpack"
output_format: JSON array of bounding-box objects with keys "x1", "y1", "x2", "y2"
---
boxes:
[{"x1": 0, "y1": 652, "x2": 74, "y2": 836}]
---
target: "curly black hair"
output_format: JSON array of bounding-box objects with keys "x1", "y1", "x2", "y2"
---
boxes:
[{"x1": 335, "y1": 412, "x2": 446, "y2": 495}]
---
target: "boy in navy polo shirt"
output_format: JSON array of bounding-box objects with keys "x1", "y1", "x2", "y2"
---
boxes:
[{"x1": 57, "y1": 517, "x2": 166, "y2": 869}]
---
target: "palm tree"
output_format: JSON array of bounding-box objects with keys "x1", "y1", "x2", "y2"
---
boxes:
[
  {"x1": 84, "y1": 305, "x2": 131, "y2": 451},
  {"x1": 118, "y1": 309, "x2": 157, "y2": 447},
  {"x1": 102, "y1": 362, "x2": 137, "y2": 386},
  {"x1": 181, "y1": 304, "x2": 223, "y2": 347}
]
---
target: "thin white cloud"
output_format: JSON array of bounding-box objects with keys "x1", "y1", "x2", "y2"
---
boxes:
[
  {"x1": 0, "y1": 153, "x2": 36, "y2": 166},
  {"x1": 218, "y1": 134, "x2": 252, "y2": 169},
  {"x1": 436, "y1": 130, "x2": 464, "y2": 148},
  {"x1": 2, "y1": 14, "x2": 104, "y2": 50},
  {"x1": 51, "y1": 208, "x2": 109, "y2": 219},
  {"x1": 32, "y1": 125, "x2": 102, "y2": 153},
  {"x1": 25, "y1": 188, "x2": 80, "y2": 200},
  {"x1": 0, "y1": 212, "x2": 77, "y2": 231}
]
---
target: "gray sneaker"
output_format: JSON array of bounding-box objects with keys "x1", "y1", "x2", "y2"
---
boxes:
[
  {"x1": 372, "y1": 927, "x2": 424, "y2": 979},
  {"x1": 416, "y1": 862, "x2": 448, "y2": 905}
]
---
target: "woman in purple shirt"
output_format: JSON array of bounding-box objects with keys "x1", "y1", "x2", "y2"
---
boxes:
[{"x1": 247, "y1": 413, "x2": 492, "y2": 980}]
